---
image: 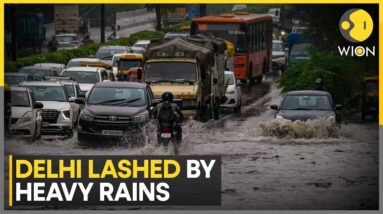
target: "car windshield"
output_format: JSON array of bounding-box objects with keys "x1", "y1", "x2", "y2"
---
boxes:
[
  {"x1": 56, "y1": 36, "x2": 77, "y2": 43},
  {"x1": 19, "y1": 69, "x2": 58, "y2": 81},
  {"x1": 144, "y1": 62, "x2": 196, "y2": 83},
  {"x1": 26, "y1": 86, "x2": 67, "y2": 102},
  {"x1": 119, "y1": 60, "x2": 142, "y2": 70},
  {"x1": 290, "y1": 43, "x2": 311, "y2": 57},
  {"x1": 61, "y1": 71, "x2": 100, "y2": 84},
  {"x1": 95, "y1": 48, "x2": 128, "y2": 60},
  {"x1": 67, "y1": 60, "x2": 93, "y2": 68},
  {"x1": 225, "y1": 73, "x2": 235, "y2": 85},
  {"x1": 5, "y1": 75, "x2": 26, "y2": 85},
  {"x1": 64, "y1": 84, "x2": 75, "y2": 97},
  {"x1": 88, "y1": 87, "x2": 146, "y2": 107},
  {"x1": 281, "y1": 95, "x2": 332, "y2": 110},
  {"x1": 11, "y1": 91, "x2": 30, "y2": 107},
  {"x1": 272, "y1": 42, "x2": 283, "y2": 52},
  {"x1": 365, "y1": 81, "x2": 378, "y2": 93}
]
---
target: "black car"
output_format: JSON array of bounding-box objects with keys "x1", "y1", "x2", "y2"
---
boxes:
[
  {"x1": 271, "y1": 90, "x2": 342, "y2": 123},
  {"x1": 75, "y1": 81, "x2": 157, "y2": 143}
]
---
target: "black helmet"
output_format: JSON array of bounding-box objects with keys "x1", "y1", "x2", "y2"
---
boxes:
[{"x1": 162, "y1": 92, "x2": 174, "y2": 102}]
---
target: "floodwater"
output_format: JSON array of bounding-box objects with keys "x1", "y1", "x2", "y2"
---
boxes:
[{"x1": 4, "y1": 71, "x2": 379, "y2": 210}]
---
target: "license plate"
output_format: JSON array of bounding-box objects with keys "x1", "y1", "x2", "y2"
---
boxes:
[
  {"x1": 102, "y1": 130, "x2": 123, "y2": 136},
  {"x1": 161, "y1": 133, "x2": 171, "y2": 138},
  {"x1": 42, "y1": 122, "x2": 50, "y2": 128}
]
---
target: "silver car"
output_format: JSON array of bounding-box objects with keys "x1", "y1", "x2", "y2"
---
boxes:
[
  {"x1": 10, "y1": 87, "x2": 43, "y2": 141},
  {"x1": 19, "y1": 81, "x2": 76, "y2": 137}
]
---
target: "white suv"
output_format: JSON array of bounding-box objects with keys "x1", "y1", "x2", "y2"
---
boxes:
[
  {"x1": 19, "y1": 81, "x2": 76, "y2": 137},
  {"x1": 10, "y1": 86, "x2": 43, "y2": 141}
]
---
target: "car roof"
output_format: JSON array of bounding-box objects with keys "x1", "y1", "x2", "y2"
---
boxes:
[
  {"x1": 134, "y1": 40, "x2": 150, "y2": 44},
  {"x1": 20, "y1": 81, "x2": 63, "y2": 87},
  {"x1": 285, "y1": 90, "x2": 330, "y2": 96},
  {"x1": 34, "y1": 63, "x2": 65, "y2": 68},
  {"x1": 98, "y1": 46, "x2": 129, "y2": 50},
  {"x1": 5, "y1": 72, "x2": 29, "y2": 76},
  {"x1": 10, "y1": 86, "x2": 31, "y2": 92},
  {"x1": 63, "y1": 66, "x2": 103, "y2": 72},
  {"x1": 56, "y1": 33, "x2": 77, "y2": 37},
  {"x1": 69, "y1": 58, "x2": 100, "y2": 62},
  {"x1": 19, "y1": 66, "x2": 56, "y2": 71},
  {"x1": 94, "y1": 81, "x2": 147, "y2": 89}
]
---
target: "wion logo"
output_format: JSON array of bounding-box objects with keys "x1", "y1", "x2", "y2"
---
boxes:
[{"x1": 338, "y1": 8, "x2": 375, "y2": 57}]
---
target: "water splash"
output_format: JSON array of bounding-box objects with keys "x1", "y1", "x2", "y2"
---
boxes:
[{"x1": 253, "y1": 118, "x2": 357, "y2": 139}]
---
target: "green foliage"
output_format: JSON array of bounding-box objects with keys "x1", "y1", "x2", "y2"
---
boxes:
[
  {"x1": 278, "y1": 51, "x2": 364, "y2": 110},
  {"x1": 5, "y1": 31, "x2": 164, "y2": 72}
]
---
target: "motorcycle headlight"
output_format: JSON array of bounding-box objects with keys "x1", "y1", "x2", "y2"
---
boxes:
[
  {"x1": 20, "y1": 111, "x2": 33, "y2": 123},
  {"x1": 276, "y1": 115, "x2": 284, "y2": 119},
  {"x1": 80, "y1": 110, "x2": 94, "y2": 121},
  {"x1": 61, "y1": 109, "x2": 71, "y2": 120}
]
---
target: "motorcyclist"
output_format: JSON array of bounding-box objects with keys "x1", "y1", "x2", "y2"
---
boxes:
[
  {"x1": 153, "y1": 92, "x2": 184, "y2": 144},
  {"x1": 314, "y1": 78, "x2": 326, "y2": 91}
]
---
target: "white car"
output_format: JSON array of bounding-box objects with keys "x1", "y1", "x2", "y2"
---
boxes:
[
  {"x1": 34, "y1": 63, "x2": 66, "y2": 73},
  {"x1": 66, "y1": 58, "x2": 101, "y2": 68},
  {"x1": 133, "y1": 40, "x2": 150, "y2": 49},
  {"x1": 222, "y1": 71, "x2": 242, "y2": 112},
  {"x1": 272, "y1": 40, "x2": 287, "y2": 72},
  {"x1": 60, "y1": 66, "x2": 113, "y2": 94},
  {"x1": 56, "y1": 34, "x2": 81, "y2": 50},
  {"x1": 10, "y1": 86, "x2": 43, "y2": 141},
  {"x1": 19, "y1": 81, "x2": 76, "y2": 137}
]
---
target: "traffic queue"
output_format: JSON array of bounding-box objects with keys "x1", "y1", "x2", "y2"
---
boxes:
[{"x1": 5, "y1": 35, "x2": 242, "y2": 146}]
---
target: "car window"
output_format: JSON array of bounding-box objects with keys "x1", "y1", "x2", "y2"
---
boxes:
[
  {"x1": 5, "y1": 75, "x2": 26, "y2": 85},
  {"x1": 224, "y1": 73, "x2": 235, "y2": 85},
  {"x1": 56, "y1": 36, "x2": 77, "y2": 42},
  {"x1": 11, "y1": 91, "x2": 31, "y2": 107},
  {"x1": 25, "y1": 86, "x2": 68, "y2": 102},
  {"x1": 88, "y1": 87, "x2": 146, "y2": 107},
  {"x1": 281, "y1": 95, "x2": 332, "y2": 110},
  {"x1": 272, "y1": 42, "x2": 283, "y2": 52},
  {"x1": 61, "y1": 70, "x2": 100, "y2": 83},
  {"x1": 19, "y1": 69, "x2": 59, "y2": 80},
  {"x1": 95, "y1": 48, "x2": 128, "y2": 60},
  {"x1": 64, "y1": 84, "x2": 75, "y2": 97}
]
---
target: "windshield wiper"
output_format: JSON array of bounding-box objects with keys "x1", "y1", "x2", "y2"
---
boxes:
[
  {"x1": 289, "y1": 108, "x2": 312, "y2": 110},
  {"x1": 175, "y1": 79, "x2": 195, "y2": 84},
  {"x1": 92, "y1": 99, "x2": 127, "y2": 105},
  {"x1": 150, "y1": 79, "x2": 177, "y2": 83}
]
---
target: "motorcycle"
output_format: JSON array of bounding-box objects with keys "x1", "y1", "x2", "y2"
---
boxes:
[{"x1": 157, "y1": 116, "x2": 182, "y2": 153}]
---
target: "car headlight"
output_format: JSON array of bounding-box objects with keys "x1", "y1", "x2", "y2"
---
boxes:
[
  {"x1": 326, "y1": 116, "x2": 335, "y2": 123},
  {"x1": 132, "y1": 114, "x2": 148, "y2": 123},
  {"x1": 226, "y1": 89, "x2": 235, "y2": 94},
  {"x1": 276, "y1": 115, "x2": 284, "y2": 119},
  {"x1": 61, "y1": 109, "x2": 71, "y2": 120},
  {"x1": 80, "y1": 110, "x2": 94, "y2": 121},
  {"x1": 20, "y1": 111, "x2": 33, "y2": 122}
]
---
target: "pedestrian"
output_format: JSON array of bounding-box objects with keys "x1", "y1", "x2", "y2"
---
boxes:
[
  {"x1": 47, "y1": 35, "x2": 59, "y2": 52},
  {"x1": 82, "y1": 35, "x2": 94, "y2": 45}
]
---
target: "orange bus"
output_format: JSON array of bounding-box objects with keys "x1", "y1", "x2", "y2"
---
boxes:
[{"x1": 191, "y1": 12, "x2": 273, "y2": 83}]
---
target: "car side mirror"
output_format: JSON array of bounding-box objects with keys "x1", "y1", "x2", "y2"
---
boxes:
[
  {"x1": 270, "y1": 105, "x2": 279, "y2": 110},
  {"x1": 75, "y1": 98, "x2": 85, "y2": 105},
  {"x1": 69, "y1": 97, "x2": 76, "y2": 102},
  {"x1": 284, "y1": 47, "x2": 289, "y2": 52},
  {"x1": 237, "y1": 82, "x2": 243, "y2": 87},
  {"x1": 34, "y1": 102, "x2": 44, "y2": 109},
  {"x1": 79, "y1": 93, "x2": 86, "y2": 98},
  {"x1": 88, "y1": 55, "x2": 94, "y2": 58},
  {"x1": 335, "y1": 104, "x2": 342, "y2": 110}
]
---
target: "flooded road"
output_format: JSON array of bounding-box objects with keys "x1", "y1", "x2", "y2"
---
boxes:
[{"x1": 4, "y1": 71, "x2": 379, "y2": 209}]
